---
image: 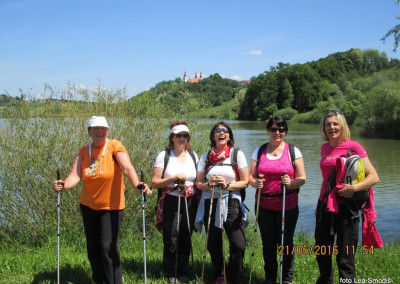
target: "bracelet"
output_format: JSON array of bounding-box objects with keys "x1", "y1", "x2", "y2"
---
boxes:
[
  {"x1": 225, "y1": 183, "x2": 231, "y2": 190},
  {"x1": 207, "y1": 182, "x2": 210, "y2": 189}
]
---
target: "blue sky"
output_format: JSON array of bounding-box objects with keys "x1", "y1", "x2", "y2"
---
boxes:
[{"x1": 1, "y1": 0, "x2": 399, "y2": 98}]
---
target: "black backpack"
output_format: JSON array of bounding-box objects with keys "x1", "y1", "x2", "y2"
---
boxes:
[
  {"x1": 256, "y1": 143, "x2": 300, "y2": 195},
  {"x1": 204, "y1": 147, "x2": 247, "y2": 201}
]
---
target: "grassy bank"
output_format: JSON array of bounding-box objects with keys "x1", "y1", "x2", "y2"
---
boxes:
[{"x1": 1, "y1": 229, "x2": 398, "y2": 284}]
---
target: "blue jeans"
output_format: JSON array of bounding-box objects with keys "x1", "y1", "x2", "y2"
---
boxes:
[{"x1": 80, "y1": 204, "x2": 124, "y2": 284}]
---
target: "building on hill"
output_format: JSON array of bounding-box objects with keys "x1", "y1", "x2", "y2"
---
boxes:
[
  {"x1": 239, "y1": 80, "x2": 251, "y2": 86},
  {"x1": 184, "y1": 71, "x2": 203, "y2": 83}
]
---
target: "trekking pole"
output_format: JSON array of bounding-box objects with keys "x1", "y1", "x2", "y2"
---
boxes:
[
  {"x1": 56, "y1": 169, "x2": 61, "y2": 284},
  {"x1": 220, "y1": 186, "x2": 226, "y2": 282},
  {"x1": 138, "y1": 171, "x2": 147, "y2": 284},
  {"x1": 183, "y1": 186, "x2": 196, "y2": 282},
  {"x1": 280, "y1": 171, "x2": 287, "y2": 284},
  {"x1": 201, "y1": 184, "x2": 215, "y2": 283},
  {"x1": 174, "y1": 180, "x2": 184, "y2": 284},
  {"x1": 249, "y1": 174, "x2": 264, "y2": 284}
]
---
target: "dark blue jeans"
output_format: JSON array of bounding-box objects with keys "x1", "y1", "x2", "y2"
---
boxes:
[
  {"x1": 80, "y1": 204, "x2": 124, "y2": 284},
  {"x1": 258, "y1": 206, "x2": 299, "y2": 284}
]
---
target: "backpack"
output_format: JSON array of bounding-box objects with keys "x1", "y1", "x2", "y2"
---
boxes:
[
  {"x1": 156, "y1": 148, "x2": 197, "y2": 203},
  {"x1": 336, "y1": 150, "x2": 369, "y2": 202},
  {"x1": 256, "y1": 143, "x2": 299, "y2": 194},
  {"x1": 204, "y1": 147, "x2": 247, "y2": 201}
]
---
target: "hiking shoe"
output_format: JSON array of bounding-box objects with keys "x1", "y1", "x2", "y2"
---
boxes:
[{"x1": 169, "y1": 277, "x2": 179, "y2": 283}]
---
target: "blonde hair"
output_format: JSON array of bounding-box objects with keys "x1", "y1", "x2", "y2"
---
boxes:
[{"x1": 320, "y1": 110, "x2": 351, "y2": 142}]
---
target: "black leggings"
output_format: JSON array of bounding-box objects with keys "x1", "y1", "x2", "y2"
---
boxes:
[
  {"x1": 162, "y1": 194, "x2": 197, "y2": 278},
  {"x1": 80, "y1": 204, "x2": 123, "y2": 284},
  {"x1": 204, "y1": 198, "x2": 246, "y2": 284},
  {"x1": 258, "y1": 206, "x2": 299, "y2": 284}
]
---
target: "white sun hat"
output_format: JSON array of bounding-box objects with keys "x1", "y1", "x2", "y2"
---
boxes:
[
  {"x1": 170, "y1": 124, "x2": 189, "y2": 134},
  {"x1": 87, "y1": 116, "x2": 109, "y2": 128}
]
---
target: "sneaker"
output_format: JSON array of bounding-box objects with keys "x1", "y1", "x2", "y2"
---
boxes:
[{"x1": 169, "y1": 277, "x2": 179, "y2": 283}]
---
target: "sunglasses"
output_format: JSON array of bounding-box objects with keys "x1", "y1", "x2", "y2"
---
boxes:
[
  {"x1": 323, "y1": 109, "x2": 342, "y2": 116},
  {"x1": 175, "y1": 133, "x2": 189, "y2": 138},
  {"x1": 269, "y1": 127, "x2": 286, "y2": 133},
  {"x1": 215, "y1": 127, "x2": 229, "y2": 133}
]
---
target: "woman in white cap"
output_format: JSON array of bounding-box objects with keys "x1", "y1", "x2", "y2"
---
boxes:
[
  {"x1": 152, "y1": 120, "x2": 198, "y2": 283},
  {"x1": 53, "y1": 116, "x2": 151, "y2": 284}
]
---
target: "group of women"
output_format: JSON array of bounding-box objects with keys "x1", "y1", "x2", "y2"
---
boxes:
[{"x1": 53, "y1": 110, "x2": 379, "y2": 284}]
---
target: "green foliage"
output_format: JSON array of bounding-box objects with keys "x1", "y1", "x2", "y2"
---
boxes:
[
  {"x1": 273, "y1": 107, "x2": 298, "y2": 121},
  {"x1": 0, "y1": 84, "x2": 209, "y2": 246},
  {"x1": 136, "y1": 73, "x2": 244, "y2": 115}
]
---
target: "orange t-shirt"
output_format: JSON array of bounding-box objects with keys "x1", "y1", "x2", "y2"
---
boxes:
[{"x1": 79, "y1": 139, "x2": 127, "y2": 210}]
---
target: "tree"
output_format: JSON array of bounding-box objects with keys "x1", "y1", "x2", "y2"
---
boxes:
[{"x1": 381, "y1": 0, "x2": 400, "y2": 52}]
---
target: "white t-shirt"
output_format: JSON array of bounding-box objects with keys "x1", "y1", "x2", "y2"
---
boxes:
[
  {"x1": 154, "y1": 149, "x2": 198, "y2": 196},
  {"x1": 197, "y1": 148, "x2": 248, "y2": 199}
]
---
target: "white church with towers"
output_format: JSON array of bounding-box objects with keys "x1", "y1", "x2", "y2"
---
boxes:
[{"x1": 183, "y1": 71, "x2": 203, "y2": 83}]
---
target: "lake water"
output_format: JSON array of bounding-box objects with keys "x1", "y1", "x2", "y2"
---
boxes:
[{"x1": 226, "y1": 120, "x2": 400, "y2": 242}]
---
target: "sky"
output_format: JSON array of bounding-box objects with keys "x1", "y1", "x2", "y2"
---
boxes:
[{"x1": 1, "y1": 0, "x2": 400, "y2": 98}]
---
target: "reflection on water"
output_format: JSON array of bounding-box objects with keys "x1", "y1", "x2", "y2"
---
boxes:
[{"x1": 226, "y1": 120, "x2": 400, "y2": 241}]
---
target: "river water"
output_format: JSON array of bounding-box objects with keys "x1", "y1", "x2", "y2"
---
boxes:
[{"x1": 226, "y1": 120, "x2": 400, "y2": 242}]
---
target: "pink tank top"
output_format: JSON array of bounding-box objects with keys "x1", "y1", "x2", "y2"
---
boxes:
[{"x1": 257, "y1": 143, "x2": 298, "y2": 210}]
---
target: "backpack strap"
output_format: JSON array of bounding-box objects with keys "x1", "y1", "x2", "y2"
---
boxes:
[
  {"x1": 161, "y1": 149, "x2": 170, "y2": 179},
  {"x1": 256, "y1": 142, "x2": 296, "y2": 173},
  {"x1": 256, "y1": 143, "x2": 268, "y2": 176}
]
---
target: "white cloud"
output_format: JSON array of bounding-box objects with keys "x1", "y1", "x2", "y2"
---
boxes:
[
  {"x1": 231, "y1": 75, "x2": 243, "y2": 80},
  {"x1": 242, "y1": 49, "x2": 263, "y2": 56}
]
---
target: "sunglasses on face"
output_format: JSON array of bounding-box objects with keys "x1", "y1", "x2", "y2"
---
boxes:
[
  {"x1": 175, "y1": 133, "x2": 189, "y2": 138},
  {"x1": 215, "y1": 128, "x2": 229, "y2": 133},
  {"x1": 323, "y1": 109, "x2": 342, "y2": 116},
  {"x1": 269, "y1": 127, "x2": 286, "y2": 133}
]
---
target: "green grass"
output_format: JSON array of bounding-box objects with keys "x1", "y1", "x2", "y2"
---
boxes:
[
  {"x1": 195, "y1": 97, "x2": 240, "y2": 120},
  {"x1": 1, "y1": 229, "x2": 399, "y2": 284}
]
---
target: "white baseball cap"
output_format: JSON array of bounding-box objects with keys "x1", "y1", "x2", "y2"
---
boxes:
[{"x1": 87, "y1": 116, "x2": 109, "y2": 128}]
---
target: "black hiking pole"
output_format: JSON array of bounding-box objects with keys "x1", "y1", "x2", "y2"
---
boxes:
[
  {"x1": 138, "y1": 170, "x2": 147, "y2": 284},
  {"x1": 249, "y1": 174, "x2": 264, "y2": 284},
  {"x1": 201, "y1": 185, "x2": 215, "y2": 283},
  {"x1": 174, "y1": 180, "x2": 185, "y2": 284},
  {"x1": 280, "y1": 171, "x2": 287, "y2": 284},
  {"x1": 219, "y1": 187, "x2": 226, "y2": 282},
  {"x1": 56, "y1": 169, "x2": 61, "y2": 284},
  {"x1": 183, "y1": 186, "x2": 196, "y2": 282}
]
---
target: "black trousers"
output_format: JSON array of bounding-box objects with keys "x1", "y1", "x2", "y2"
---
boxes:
[
  {"x1": 258, "y1": 206, "x2": 299, "y2": 284},
  {"x1": 162, "y1": 194, "x2": 197, "y2": 278},
  {"x1": 204, "y1": 198, "x2": 246, "y2": 284},
  {"x1": 315, "y1": 201, "x2": 360, "y2": 284},
  {"x1": 80, "y1": 204, "x2": 124, "y2": 284}
]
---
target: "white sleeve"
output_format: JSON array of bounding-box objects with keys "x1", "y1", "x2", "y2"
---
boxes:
[
  {"x1": 154, "y1": 151, "x2": 166, "y2": 168},
  {"x1": 251, "y1": 147, "x2": 261, "y2": 161},
  {"x1": 237, "y1": 150, "x2": 248, "y2": 169},
  {"x1": 197, "y1": 152, "x2": 208, "y2": 173},
  {"x1": 294, "y1": 146, "x2": 302, "y2": 160}
]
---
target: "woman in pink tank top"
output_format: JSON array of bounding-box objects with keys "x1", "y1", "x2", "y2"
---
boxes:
[{"x1": 249, "y1": 116, "x2": 306, "y2": 284}]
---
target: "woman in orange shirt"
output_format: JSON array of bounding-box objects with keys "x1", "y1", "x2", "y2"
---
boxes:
[{"x1": 53, "y1": 116, "x2": 151, "y2": 284}]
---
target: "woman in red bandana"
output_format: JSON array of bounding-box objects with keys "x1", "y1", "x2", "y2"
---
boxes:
[{"x1": 195, "y1": 121, "x2": 249, "y2": 284}]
